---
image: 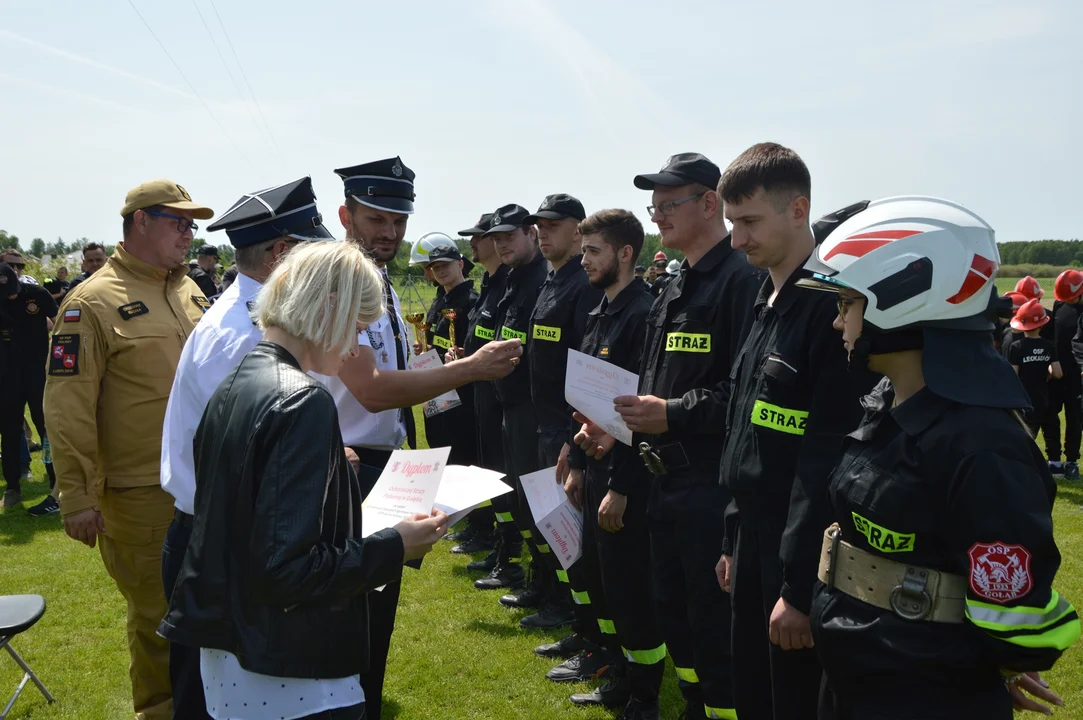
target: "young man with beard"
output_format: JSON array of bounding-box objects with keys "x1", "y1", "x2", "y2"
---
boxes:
[
  {"x1": 576, "y1": 153, "x2": 762, "y2": 720},
  {"x1": 714, "y1": 143, "x2": 873, "y2": 720},
  {"x1": 563, "y1": 209, "x2": 665, "y2": 720},
  {"x1": 318, "y1": 158, "x2": 521, "y2": 720}
]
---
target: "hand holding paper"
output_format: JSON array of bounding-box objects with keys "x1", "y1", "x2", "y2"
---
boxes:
[
  {"x1": 520, "y1": 466, "x2": 584, "y2": 570},
  {"x1": 564, "y1": 349, "x2": 639, "y2": 446},
  {"x1": 613, "y1": 393, "x2": 669, "y2": 435}
]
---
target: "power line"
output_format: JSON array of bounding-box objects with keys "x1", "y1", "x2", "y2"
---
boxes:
[
  {"x1": 189, "y1": 0, "x2": 275, "y2": 160},
  {"x1": 125, "y1": 0, "x2": 256, "y2": 171},
  {"x1": 207, "y1": 0, "x2": 284, "y2": 163}
]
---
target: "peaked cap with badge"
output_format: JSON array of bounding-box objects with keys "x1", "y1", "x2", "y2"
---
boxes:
[
  {"x1": 334, "y1": 156, "x2": 416, "y2": 215},
  {"x1": 120, "y1": 178, "x2": 215, "y2": 219},
  {"x1": 633, "y1": 152, "x2": 722, "y2": 191},
  {"x1": 207, "y1": 177, "x2": 334, "y2": 248},
  {"x1": 458, "y1": 213, "x2": 494, "y2": 237},
  {"x1": 482, "y1": 204, "x2": 532, "y2": 236},
  {"x1": 524, "y1": 193, "x2": 586, "y2": 224}
]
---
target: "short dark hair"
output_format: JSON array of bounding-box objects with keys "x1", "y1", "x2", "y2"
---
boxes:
[
  {"x1": 83, "y1": 242, "x2": 106, "y2": 255},
  {"x1": 718, "y1": 143, "x2": 811, "y2": 210},
  {"x1": 578, "y1": 209, "x2": 644, "y2": 261},
  {"x1": 120, "y1": 206, "x2": 162, "y2": 237}
]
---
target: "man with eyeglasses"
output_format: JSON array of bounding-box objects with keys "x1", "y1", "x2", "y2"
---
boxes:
[
  {"x1": 575, "y1": 152, "x2": 762, "y2": 720},
  {"x1": 44, "y1": 179, "x2": 214, "y2": 720},
  {"x1": 158, "y1": 177, "x2": 329, "y2": 719}
]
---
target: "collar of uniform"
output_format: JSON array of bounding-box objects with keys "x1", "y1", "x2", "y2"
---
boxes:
[
  {"x1": 591, "y1": 278, "x2": 647, "y2": 317},
  {"x1": 508, "y1": 249, "x2": 546, "y2": 281},
  {"x1": 444, "y1": 279, "x2": 475, "y2": 304},
  {"x1": 111, "y1": 242, "x2": 172, "y2": 282},
  {"x1": 234, "y1": 271, "x2": 263, "y2": 302},
  {"x1": 549, "y1": 255, "x2": 585, "y2": 284},
  {"x1": 889, "y1": 386, "x2": 952, "y2": 436},
  {"x1": 685, "y1": 238, "x2": 734, "y2": 275},
  {"x1": 753, "y1": 256, "x2": 812, "y2": 316}
]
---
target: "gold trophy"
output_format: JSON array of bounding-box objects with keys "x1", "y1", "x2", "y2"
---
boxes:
[
  {"x1": 441, "y1": 310, "x2": 458, "y2": 352},
  {"x1": 404, "y1": 312, "x2": 428, "y2": 354}
]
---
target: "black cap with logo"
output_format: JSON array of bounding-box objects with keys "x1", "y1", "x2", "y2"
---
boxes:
[
  {"x1": 524, "y1": 194, "x2": 586, "y2": 224},
  {"x1": 634, "y1": 152, "x2": 721, "y2": 191},
  {"x1": 458, "y1": 213, "x2": 494, "y2": 237},
  {"x1": 482, "y1": 204, "x2": 532, "y2": 236}
]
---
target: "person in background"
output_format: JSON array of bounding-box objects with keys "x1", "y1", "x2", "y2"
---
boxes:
[
  {"x1": 160, "y1": 177, "x2": 331, "y2": 719},
  {"x1": 45, "y1": 266, "x2": 71, "y2": 302},
  {"x1": 1015, "y1": 276, "x2": 1044, "y2": 303},
  {"x1": 188, "y1": 245, "x2": 220, "y2": 300},
  {"x1": 634, "y1": 265, "x2": 646, "y2": 283},
  {"x1": 160, "y1": 240, "x2": 449, "y2": 720},
  {"x1": 44, "y1": 179, "x2": 214, "y2": 720},
  {"x1": 66, "y1": 242, "x2": 109, "y2": 292},
  {"x1": 1, "y1": 250, "x2": 36, "y2": 285},
  {"x1": 1045, "y1": 270, "x2": 1083, "y2": 478},
  {"x1": 999, "y1": 291, "x2": 1028, "y2": 359},
  {"x1": 0, "y1": 262, "x2": 59, "y2": 510},
  {"x1": 1010, "y1": 298, "x2": 1061, "y2": 436}
]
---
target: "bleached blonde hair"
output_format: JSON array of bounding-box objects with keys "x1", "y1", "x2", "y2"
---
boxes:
[{"x1": 256, "y1": 240, "x2": 385, "y2": 356}]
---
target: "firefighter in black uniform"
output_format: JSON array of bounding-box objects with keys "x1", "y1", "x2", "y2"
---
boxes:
[
  {"x1": 1045, "y1": 269, "x2": 1083, "y2": 479},
  {"x1": 188, "y1": 245, "x2": 220, "y2": 299},
  {"x1": 715, "y1": 144, "x2": 874, "y2": 720},
  {"x1": 475, "y1": 205, "x2": 549, "y2": 592},
  {"x1": 578, "y1": 153, "x2": 762, "y2": 720},
  {"x1": 562, "y1": 209, "x2": 665, "y2": 720},
  {"x1": 798, "y1": 195, "x2": 1080, "y2": 719},
  {"x1": 454, "y1": 214, "x2": 517, "y2": 566},
  {"x1": 0, "y1": 262, "x2": 59, "y2": 509}
]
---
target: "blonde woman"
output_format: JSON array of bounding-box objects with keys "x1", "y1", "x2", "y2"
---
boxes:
[{"x1": 160, "y1": 241, "x2": 448, "y2": 720}]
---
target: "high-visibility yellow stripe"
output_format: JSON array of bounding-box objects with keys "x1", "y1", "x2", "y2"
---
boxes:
[
  {"x1": 597, "y1": 618, "x2": 616, "y2": 635},
  {"x1": 750, "y1": 399, "x2": 808, "y2": 436},
  {"x1": 536, "y1": 543, "x2": 551, "y2": 554},
  {"x1": 556, "y1": 570, "x2": 569, "y2": 583},
  {"x1": 433, "y1": 335, "x2": 451, "y2": 349},
  {"x1": 571, "y1": 590, "x2": 591, "y2": 605},
  {"x1": 520, "y1": 529, "x2": 533, "y2": 539},
  {"x1": 665, "y1": 332, "x2": 711, "y2": 353},
  {"x1": 495, "y1": 512, "x2": 514, "y2": 523},
  {"x1": 477, "y1": 499, "x2": 492, "y2": 508},
  {"x1": 967, "y1": 592, "x2": 1074, "y2": 631},
  {"x1": 623, "y1": 643, "x2": 667, "y2": 665},
  {"x1": 474, "y1": 325, "x2": 495, "y2": 340},
  {"x1": 501, "y1": 326, "x2": 526, "y2": 342},
  {"x1": 705, "y1": 706, "x2": 738, "y2": 719},
  {"x1": 851, "y1": 511, "x2": 914, "y2": 553},
  {"x1": 532, "y1": 324, "x2": 562, "y2": 342},
  {"x1": 675, "y1": 666, "x2": 699, "y2": 684}
]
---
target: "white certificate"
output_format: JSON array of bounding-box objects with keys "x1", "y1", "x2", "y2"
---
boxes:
[
  {"x1": 519, "y1": 466, "x2": 566, "y2": 522},
  {"x1": 433, "y1": 465, "x2": 513, "y2": 527},
  {"x1": 361, "y1": 447, "x2": 450, "y2": 537},
  {"x1": 520, "y1": 465, "x2": 583, "y2": 570},
  {"x1": 564, "y1": 348, "x2": 639, "y2": 446},
  {"x1": 407, "y1": 349, "x2": 462, "y2": 417}
]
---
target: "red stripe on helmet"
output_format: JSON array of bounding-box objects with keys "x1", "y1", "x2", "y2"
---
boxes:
[
  {"x1": 946, "y1": 254, "x2": 998, "y2": 304},
  {"x1": 847, "y1": 229, "x2": 923, "y2": 241},
  {"x1": 822, "y1": 229, "x2": 923, "y2": 262}
]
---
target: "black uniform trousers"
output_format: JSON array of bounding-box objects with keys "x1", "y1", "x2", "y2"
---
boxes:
[
  {"x1": 1041, "y1": 374, "x2": 1082, "y2": 463},
  {"x1": 583, "y1": 472, "x2": 665, "y2": 700},
  {"x1": 351, "y1": 449, "x2": 402, "y2": 720},
  {"x1": 731, "y1": 521, "x2": 821, "y2": 720},
  {"x1": 500, "y1": 403, "x2": 550, "y2": 565},
  {"x1": 539, "y1": 431, "x2": 598, "y2": 642},
  {"x1": 1, "y1": 364, "x2": 47, "y2": 491},
  {"x1": 471, "y1": 381, "x2": 502, "y2": 533},
  {"x1": 648, "y1": 474, "x2": 735, "y2": 717},
  {"x1": 161, "y1": 511, "x2": 212, "y2": 719}
]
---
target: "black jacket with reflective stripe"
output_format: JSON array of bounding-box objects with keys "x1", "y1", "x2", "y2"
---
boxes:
[
  {"x1": 464, "y1": 266, "x2": 508, "y2": 358},
  {"x1": 719, "y1": 262, "x2": 873, "y2": 613},
  {"x1": 529, "y1": 257, "x2": 604, "y2": 432},
  {"x1": 493, "y1": 251, "x2": 549, "y2": 406},
  {"x1": 567, "y1": 280, "x2": 653, "y2": 495},
  {"x1": 425, "y1": 280, "x2": 478, "y2": 361},
  {"x1": 637, "y1": 239, "x2": 762, "y2": 473}
]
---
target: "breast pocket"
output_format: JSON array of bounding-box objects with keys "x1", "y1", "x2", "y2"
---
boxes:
[
  {"x1": 751, "y1": 352, "x2": 807, "y2": 436},
  {"x1": 665, "y1": 304, "x2": 715, "y2": 354},
  {"x1": 837, "y1": 455, "x2": 932, "y2": 555},
  {"x1": 112, "y1": 323, "x2": 181, "y2": 378},
  {"x1": 500, "y1": 304, "x2": 530, "y2": 343},
  {"x1": 532, "y1": 303, "x2": 572, "y2": 345}
]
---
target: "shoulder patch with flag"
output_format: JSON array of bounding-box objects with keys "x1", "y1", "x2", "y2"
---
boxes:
[{"x1": 63, "y1": 308, "x2": 81, "y2": 323}]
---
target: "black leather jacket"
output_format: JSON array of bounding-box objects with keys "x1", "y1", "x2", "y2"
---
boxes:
[{"x1": 159, "y1": 342, "x2": 405, "y2": 679}]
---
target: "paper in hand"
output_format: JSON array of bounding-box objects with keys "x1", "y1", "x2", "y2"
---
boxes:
[
  {"x1": 564, "y1": 348, "x2": 639, "y2": 446},
  {"x1": 519, "y1": 466, "x2": 583, "y2": 570},
  {"x1": 361, "y1": 447, "x2": 450, "y2": 537}
]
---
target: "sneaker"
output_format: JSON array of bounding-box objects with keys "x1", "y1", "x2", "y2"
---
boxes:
[
  {"x1": 1048, "y1": 461, "x2": 1065, "y2": 476},
  {"x1": 1066, "y1": 462, "x2": 1080, "y2": 480},
  {"x1": 535, "y1": 632, "x2": 594, "y2": 659},
  {"x1": 546, "y1": 649, "x2": 615, "y2": 683},
  {"x1": 27, "y1": 496, "x2": 60, "y2": 517},
  {"x1": 20, "y1": 467, "x2": 33, "y2": 480},
  {"x1": 2, "y1": 488, "x2": 22, "y2": 509}
]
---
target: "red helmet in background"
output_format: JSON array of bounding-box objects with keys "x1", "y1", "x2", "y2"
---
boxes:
[
  {"x1": 1004, "y1": 291, "x2": 1028, "y2": 312},
  {"x1": 1014, "y1": 275, "x2": 1044, "y2": 300},
  {"x1": 1054, "y1": 269, "x2": 1083, "y2": 303},
  {"x1": 1011, "y1": 298, "x2": 1050, "y2": 332},
  {"x1": 654, "y1": 251, "x2": 667, "y2": 262}
]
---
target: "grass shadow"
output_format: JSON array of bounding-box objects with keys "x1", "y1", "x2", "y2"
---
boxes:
[
  {"x1": 1056, "y1": 478, "x2": 1083, "y2": 506},
  {"x1": 0, "y1": 476, "x2": 61, "y2": 547},
  {"x1": 466, "y1": 619, "x2": 534, "y2": 640},
  {"x1": 380, "y1": 697, "x2": 403, "y2": 719}
]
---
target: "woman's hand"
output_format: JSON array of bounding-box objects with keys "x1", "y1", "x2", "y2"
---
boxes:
[
  {"x1": 1007, "y1": 672, "x2": 1064, "y2": 715},
  {"x1": 394, "y1": 510, "x2": 450, "y2": 562}
]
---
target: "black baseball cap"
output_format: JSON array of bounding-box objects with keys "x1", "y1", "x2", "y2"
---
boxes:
[
  {"x1": 524, "y1": 194, "x2": 586, "y2": 224},
  {"x1": 482, "y1": 204, "x2": 532, "y2": 236},
  {"x1": 198, "y1": 245, "x2": 219, "y2": 257},
  {"x1": 634, "y1": 152, "x2": 721, "y2": 191},
  {"x1": 458, "y1": 213, "x2": 494, "y2": 237},
  {"x1": 428, "y1": 244, "x2": 475, "y2": 275}
]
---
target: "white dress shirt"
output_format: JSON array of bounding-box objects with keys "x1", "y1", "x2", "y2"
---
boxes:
[
  {"x1": 161, "y1": 273, "x2": 264, "y2": 514},
  {"x1": 313, "y1": 268, "x2": 410, "y2": 450}
]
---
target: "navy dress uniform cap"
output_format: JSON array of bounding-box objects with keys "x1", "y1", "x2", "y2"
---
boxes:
[
  {"x1": 207, "y1": 176, "x2": 334, "y2": 248},
  {"x1": 334, "y1": 156, "x2": 416, "y2": 215}
]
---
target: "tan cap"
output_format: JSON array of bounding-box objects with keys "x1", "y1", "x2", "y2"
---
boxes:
[{"x1": 120, "y1": 179, "x2": 214, "y2": 219}]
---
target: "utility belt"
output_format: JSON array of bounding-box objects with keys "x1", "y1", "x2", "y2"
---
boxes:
[
  {"x1": 638, "y1": 441, "x2": 690, "y2": 477},
  {"x1": 818, "y1": 524, "x2": 967, "y2": 623}
]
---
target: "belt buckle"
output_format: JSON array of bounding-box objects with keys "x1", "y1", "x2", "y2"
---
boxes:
[
  {"x1": 639, "y1": 442, "x2": 667, "y2": 476},
  {"x1": 825, "y1": 525, "x2": 842, "y2": 589},
  {"x1": 889, "y1": 566, "x2": 933, "y2": 621}
]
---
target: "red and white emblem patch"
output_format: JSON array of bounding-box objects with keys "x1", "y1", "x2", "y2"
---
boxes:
[
  {"x1": 53, "y1": 345, "x2": 65, "y2": 359},
  {"x1": 968, "y1": 542, "x2": 1033, "y2": 604}
]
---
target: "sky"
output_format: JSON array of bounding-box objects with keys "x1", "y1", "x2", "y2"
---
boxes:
[{"x1": 1, "y1": 0, "x2": 1081, "y2": 249}]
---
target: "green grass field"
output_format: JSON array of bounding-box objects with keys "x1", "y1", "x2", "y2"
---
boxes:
[{"x1": 2, "y1": 294, "x2": 1081, "y2": 717}]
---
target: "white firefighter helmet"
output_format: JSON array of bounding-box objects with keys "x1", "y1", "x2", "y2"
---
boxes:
[
  {"x1": 409, "y1": 232, "x2": 458, "y2": 265},
  {"x1": 666, "y1": 259, "x2": 681, "y2": 276}
]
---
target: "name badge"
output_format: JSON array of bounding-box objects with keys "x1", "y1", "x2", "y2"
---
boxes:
[
  {"x1": 501, "y1": 326, "x2": 527, "y2": 343},
  {"x1": 532, "y1": 324, "x2": 562, "y2": 342},
  {"x1": 117, "y1": 301, "x2": 149, "y2": 320},
  {"x1": 475, "y1": 326, "x2": 495, "y2": 340},
  {"x1": 665, "y1": 332, "x2": 710, "y2": 353}
]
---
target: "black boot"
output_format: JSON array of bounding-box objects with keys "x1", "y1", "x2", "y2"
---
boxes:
[
  {"x1": 616, "y1": 697, "x2": 661, "y2": 720},
  {"x1": 520, "y1": 580, "x2": 575, "y2": 629},
  {"x1": 534, "y1": 632, "x2": 594, "y2": 659},
  {"x1": 466, "y1": 546, "x2": 498, "y2": 573},
  {"x1": 451, "y1": 525, "x2": 496, "y2": 554},
  {"x1": 473, "y1": 538, "x2": 524, "y2": 590},
  {"x1": 445, "y1": 522, "x2": 477, "y2": 543},
  {"x1": 545, "y1": 649, "x2": 616, "y2": 683},
  {"x1": 570, "y1": 676, "x2": 631, "y2": 707},
  {"x1": 500, "y1": 561, "x2": 546, "y2": 608}
]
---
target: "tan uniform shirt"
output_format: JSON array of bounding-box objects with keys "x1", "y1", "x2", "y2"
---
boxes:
[{"x1": 44, "y1": 243, "x2": 210, "y2": 517}]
